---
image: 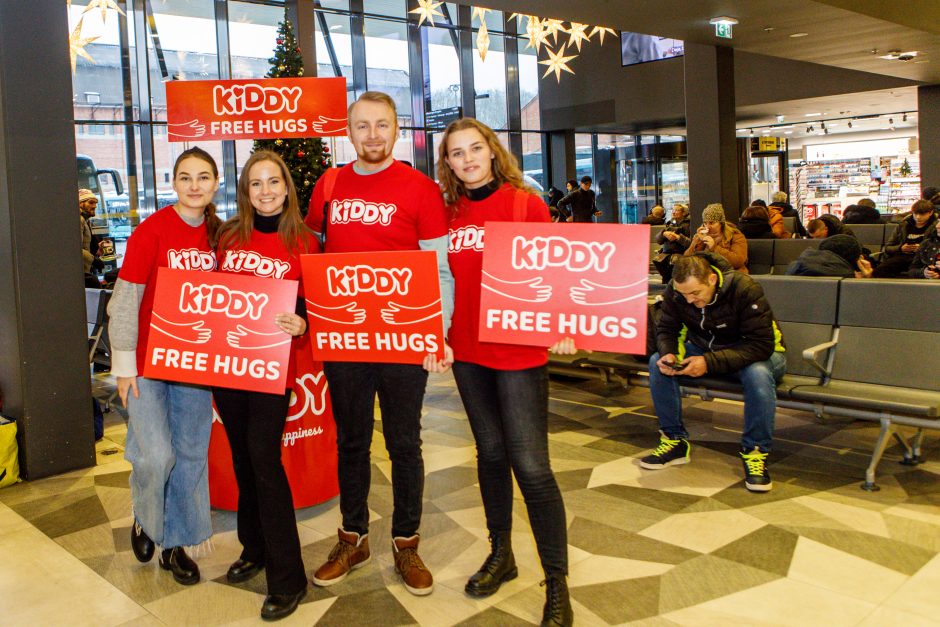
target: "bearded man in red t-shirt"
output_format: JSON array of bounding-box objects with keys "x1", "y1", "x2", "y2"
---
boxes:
[{"x1": 305, "y1": 92, "x2": 454, "y2": 596}]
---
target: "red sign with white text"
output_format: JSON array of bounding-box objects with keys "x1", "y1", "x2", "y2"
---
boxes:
[
  {"x1": 300, "y1": 251, "x2": 445, "y2": 364},
  {"x1": 143, "y1": 268, "x2": 298, "y2": 393},
  {"x1": 165, "y1": 77, "x2": 347, "y2": 142},
  {"x1": 478, "y1": 223, "x2": 649, "y2": 353}
]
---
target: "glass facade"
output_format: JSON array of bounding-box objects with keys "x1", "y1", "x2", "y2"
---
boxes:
[{"x1": 69, "y1": 0, "x2": 549, "y2": 246}]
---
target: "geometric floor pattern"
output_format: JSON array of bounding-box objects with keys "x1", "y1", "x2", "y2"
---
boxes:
[{"x1": 3, "y1": 372, "x2": 940, "y2": 625}]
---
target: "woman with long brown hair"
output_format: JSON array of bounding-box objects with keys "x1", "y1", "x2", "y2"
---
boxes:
[
  {"x1": 213, "y1": 150, "x2": 319, "y2": 621},
  {"x1": 428, "y1": 117, "x2": 574, "y2": 627},
  {"x1": 108, "y1": 146, "x2": 222, "y2": 586}
]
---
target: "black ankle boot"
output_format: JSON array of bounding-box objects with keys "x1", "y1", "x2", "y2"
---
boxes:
[
  {"x1": 130, "y1": 521, "x2": 155, "y2": 563},
  {"x1": 540, "y1": 575, "x2": 573, "y2": 627},
  {"x1": 160, "y1": 547, "x2": 200, "y2": 585},
  {"x1": 465, "y1": 530, "x2": 518, "y2": 597}
]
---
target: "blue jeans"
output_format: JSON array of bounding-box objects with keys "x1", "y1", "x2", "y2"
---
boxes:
[
  {"x1": 125, "y1": 377, "x2": 213, "y2": 548},
  {"x1": 648, "y1": 342, "x2": 786, "y2": 451},
  {"x1": 323, "y1": 361, "x2": 428, "y2": 538},
  {"x1": 452, "y1": 362, "x2": 568, "y2": 577}
]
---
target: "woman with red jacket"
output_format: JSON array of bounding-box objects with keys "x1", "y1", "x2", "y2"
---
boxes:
[
  {"x1": 428, "y1": 118, "x2": 575, "y2": 627},
  {"x1": 109, "y1": 147, "x2": 221, "y2": 586},
  {"x1": 213, "y1": 150, "x2": 319, "y2": 621}
]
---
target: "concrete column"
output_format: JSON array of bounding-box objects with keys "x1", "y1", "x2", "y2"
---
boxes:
[
  {"x1": 684, "y1": 43, "x2": 740, "y2": 227},
  {"x1": 918, "y1": 85, "x2": 940, "y2": 190},
  {"x1": 0, "y1": 0, "x2": 96, "y2": 478}
]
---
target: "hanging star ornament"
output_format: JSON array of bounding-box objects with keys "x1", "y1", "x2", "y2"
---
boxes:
[
  {"x1": 589, "y1": 25, "x2": 617, "y2": 44},
  {"x1": 567, "y1": 22, "x2": 591, "y2": 51},
  {"x1": 539, "y1": 45, "x2": 577, "y2": 82},
  {"x1": 82, "y1": 0, "x2": 126, "y2": 22},
  {"x1": 507, "y1": 13, "x2": 531, "y2": 27},
  {"x1": 471, "y1": 7, "x2": 490, "y2": 24},
  {"x1": 69, "y1": 18, "x2": 99, "y2": 73},
  {"x1": 525, "y1": 15, "x2": 546, "y2": 52},
  {"x1": 476, "y1": 21, "x2": 490, "y2": 61},
  {"x1": 409, "y1": 0, "x2": 444, "y2": 27},
  {"x1": 540, "y1": 18, "x2": 568, "y2": 45}
]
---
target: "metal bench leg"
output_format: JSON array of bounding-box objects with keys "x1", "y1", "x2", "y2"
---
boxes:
[
  {"x1": 900, "y1": 428, "x2": 926, "y2": 466},
  {"x1": 862, "y1": 416, "x2": 895, "y2": 492}
]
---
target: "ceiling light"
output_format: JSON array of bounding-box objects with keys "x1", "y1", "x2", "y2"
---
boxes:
[
  {"x1": 784, "y1": 131, "x2": 793, "y2": 135},
  {"x1": 879, "y1": 50, "x2": 918, "y2": 61},
  {"x1": 790, "y1": 32, "x2": 809, "y2": 38},
  {"x1": 776, "y1": 115, "x2": 785, "y2": 123},
  {"x1": 763, "y1": 27, "x2": 775, "y2": 32},
  {"x1": 749, "y1": 128, "x2": 754, "y2": 136},
  {"x1": 709, "y1": 16, "x2": 739, "y2": 25},
  {"x1": 804, "y1": 112, "x2": 822, "y2": 117}
]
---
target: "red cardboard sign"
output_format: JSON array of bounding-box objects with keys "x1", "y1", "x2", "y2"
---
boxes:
[
  {"x1": 143, "y1": 268, "x2": 299, "y2": 393},
  {"x1": 478, "y1": 223, "x2": 649, "y2": 353},
  {"x1": 209, "y1": 333, "x2": 339, "y2": 511},
  {"x1": 300, "y1": 251, "x2": 445, "y2": 364},
  {"x1": 165, "y1": 77, "x2": 347, "y2": 142}
]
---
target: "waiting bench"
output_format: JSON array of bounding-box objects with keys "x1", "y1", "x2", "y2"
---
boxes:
[{"x1": 555, "y1": 275, "x2": 940, "y2": 489}]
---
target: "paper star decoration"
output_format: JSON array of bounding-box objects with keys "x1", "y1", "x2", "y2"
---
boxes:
[
  {"x1": 540, "y1": 19, "x2": 568, "y2": 45},
  {"x1": 525, "y1": 15, "x2": 546, "y2": 52},
  {"x1": 69, "y1": 18, "x2": 99, "y2": 73},
  {"x1": 567, "y1": 22, "x2": 591, "y2": 51},
  {"x1": 471, "y1": 7, "x2": 490, "y2": 23},
  {"x1": 590, "y1": 25, "x2": 617, "y2": 44},
  {"x1": 409, "y1": 0, "x2": 444, "y2": 27},
  {"x1": 539, "y1": 45, "x2": 577, "y2": 81},
  {"x1": 82, "y1": 0, "x2": 126, "y2": 21},
  {"x1": 508, "y1": 13, "x2": 531, "y2": 26},
  {"x1": 476, "y1": 21, "x2": 490, "y2": 61}
]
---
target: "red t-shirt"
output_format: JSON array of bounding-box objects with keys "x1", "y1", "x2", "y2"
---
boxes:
[
  {"x1": 448, "y1": 185, "x2": 550, "y2": 370},
  {"x1": 305, "y1": 161, "x2": 447, "y2": 252},
  {"x1": 118, "y1": 206, "x2": 216, "y2": 373},
  {"x1": 217, "y1": 227, "x2": 320, "y2": 389}
]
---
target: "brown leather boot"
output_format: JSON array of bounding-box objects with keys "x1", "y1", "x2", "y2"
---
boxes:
[
  {"x1": 311, "y1": 529, "x2": 371, "y2": 587},
  {"x1": 393, "y1": 535, "x2": 433, "y2": 596}
]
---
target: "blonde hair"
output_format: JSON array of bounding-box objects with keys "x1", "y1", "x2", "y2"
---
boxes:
[
  {"x1": 436, "y1": 117, "x2": 533, "y2": 210},
  {"x1": 348, "y1": 91, "x2": 398, "y2": 121},
  {"x1": 217, "y1": 150, "x2": 314, "y2": 256}
]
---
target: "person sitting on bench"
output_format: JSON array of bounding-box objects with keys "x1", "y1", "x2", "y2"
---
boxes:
[{"x1": 640, "y1": 253, "x2": 786, "y2": 492}]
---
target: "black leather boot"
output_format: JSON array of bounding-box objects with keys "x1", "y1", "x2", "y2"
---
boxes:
[
  {"x1": 159, "y1": 547, "x2": 200, "y2": 585},
  {"x1": 464, "y1": 530, "x2": 518, "y2": 597},
  {"x1": 130, "y1": 521, "x2": 155, "y2": 563},
  {"x1": 540, "y1": 575, "x2": 573, "y2": 627},
  {"x1": 261, "y1": 588, "x2": 307, "y2": 621}
]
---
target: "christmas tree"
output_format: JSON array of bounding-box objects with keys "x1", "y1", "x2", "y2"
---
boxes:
[{"x1": 253, "y1": 11, "x2": 332, "y2": 213}]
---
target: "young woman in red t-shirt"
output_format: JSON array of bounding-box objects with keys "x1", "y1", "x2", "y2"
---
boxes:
[
  {"x1": 109, "y1": 147, "x2": 221, "y2": 585},
  {"x1": 429, "y1": 118, "x2": 576, "y2": 627},
  {"x1": 213, "y1": 150, "x2": 319, "y2": 621}
]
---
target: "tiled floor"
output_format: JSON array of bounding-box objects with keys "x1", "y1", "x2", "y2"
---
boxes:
[{"x1": 3, "y1": 372, "x2": 940, "y2": 626}]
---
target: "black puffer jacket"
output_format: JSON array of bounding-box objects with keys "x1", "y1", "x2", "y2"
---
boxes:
[
  {"x1": 884, "y1": 213, "x2": 938, "y2": 256},
  {"x1": 657, "y1": 252, "x2": 784, "y2": 374},
  {"x1": 909, "y1": 230, "x2": 940, "y2": 278},
  {"x1": 785, "y1": 249, "x2": 855, "y2": 278}
]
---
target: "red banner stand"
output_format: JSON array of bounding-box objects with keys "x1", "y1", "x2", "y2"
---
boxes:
[{"x1": 209, "y1": 334, "x2": 339, "y2": 510}]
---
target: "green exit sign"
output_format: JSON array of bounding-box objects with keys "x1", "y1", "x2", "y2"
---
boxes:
[{"x1": 715, "y1": 22, "x2": 733, "y2": 39}]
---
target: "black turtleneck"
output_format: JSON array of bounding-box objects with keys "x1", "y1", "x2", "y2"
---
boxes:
[
  {"x1": 254, "y1": 211, "x2": 282, "y2": 233},
  {"x1": 465, "y1": 180, "x2": 500, "y2": 202}
]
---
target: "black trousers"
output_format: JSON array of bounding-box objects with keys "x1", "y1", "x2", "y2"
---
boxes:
[
  {"x1": 452, "y1": 362, "x2": 568, "y2": 577},
  {"x1": 212, "y1": 387, "x2": 306, "y2": 595},
  {"x1": 323, "y1": 361, "x2": 428, "y2": 538}
]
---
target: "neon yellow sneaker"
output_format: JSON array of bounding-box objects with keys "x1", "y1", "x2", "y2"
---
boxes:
[
  {"x1": 740, "y1": 447, "x2": 772, "y2": 492},
  {"x1": 640, "y1": 432, "x2": 691, "y2": 469}
]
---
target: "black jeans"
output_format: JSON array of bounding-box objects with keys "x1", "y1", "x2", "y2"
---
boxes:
[
  {"x1": 452, "y1": 362, "x2": 568, "y2": 577},
  {"x1": 212, "y1": 387, "x2": 306, "y2": 595},
  {"x1": 323, "y1": 361, "x2": 428, "y2": 538}
]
